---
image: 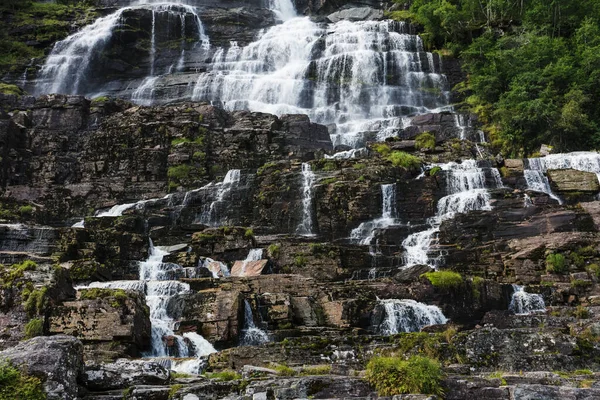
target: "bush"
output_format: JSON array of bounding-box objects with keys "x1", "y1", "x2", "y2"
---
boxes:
[
  {"x1": 546, "y1": 253, "x2": 567, "y2": 274},
  {"x1": 415, "y1": 132, "x2": 436, "y2": 150},
  {"x1": 365, "y1": 355, "x2": 444, "y2": 396},
  {"x1": 268, "y1": 243, "x2": 281, "y2": 258},
  {"x1": 24, "y1": 318, "x2": 43, "y2": 339},
  {"x1": 372, "y1": 143, "x2": 391, "y2": 156},
  {"x1": 244, "y1": 228, "x2": 254, "y2": 239},
  {"x1": 0, "y1": 361, "x2": 46, "y2": 400},
  {"x1": 387, "y1": 151, "x2": 421, "y2": 169},
  {"x1": 422, "y1": 271, "x2": 463, "y2": 289}
]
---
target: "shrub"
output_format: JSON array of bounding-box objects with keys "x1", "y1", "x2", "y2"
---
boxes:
[
  {"x1": 386, "y1": 151, "x2": 421, "y2": 169},
  {"x1": 587, "y1": 263, "x2": 600, "y2": 278},
  {"x1": 546, "y1": 253, "x2": 567, "y2": 274},
  {"x1": 244, "y1": 228, "x2": 254, "y2": 239},
  {"x1": 23, "y1": 287, "x2": 47, "y2": 317},
  {"x1": 574, "y1": 305, "x2": 590, "y2": 319},
  {"x1": 365, "y1": 355, "x2": 444, "y2": 396},
  {"x1": 167, "y1": 165, "x2": 192, "y2": 182},
  {"x1": 415, "y1": 132, "x2": 436, "y2": 150},
  {"x1": 24, "y1": 318, "x2": 43, "y2": 339},
  {"x1": 422, "y1": 271, "x2": 463, "y2": 289},
  {"x1": 268, "y1": 243, "x2": 281, "y2": 258},
  {"x1": 0, "y1": 361, "x2": 45, "y2": 400}
]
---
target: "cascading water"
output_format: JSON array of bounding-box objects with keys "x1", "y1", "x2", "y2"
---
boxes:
[
  {"x1": 297, "y1": 163, "x2": 316, "y2": 236},
  {"x1": 198, "y1": 169, "x2": 241, "y2": 226},
  {"x1": 86, "y1": 240, "x2": 216, "y2": 367},
  {"x1": 34, "y1": 2, "x2": 208, "y2": 97},
  {"x1": 191, "y1": 17, "x2": 448, "y2": 148},
  {"x1": 240, "y1": 299, "x2": 269, "y2": 345},
  {"x1": 509, "y1": 285, "x2": 546, "y2": 315},
  {"x1": 374, "y1": 299, "x2": 447, "y2": 334},
  {"x1": 524, "y1": 158, "x2": 562, "y2": 204},
  {"x1": 402, "y1": 160, "x2": 499, "y2": 267},
  {"x1": 200, "y1": 257, "x2": 230, "y2": 278},
  {"x1": 351, "y1": 183, "x2": 398, "y2": 245}
]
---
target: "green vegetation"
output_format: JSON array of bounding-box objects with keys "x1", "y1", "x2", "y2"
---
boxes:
[
  {"x1": 365, "y1": 355, "x2": 444, "y2": 396},
  {"x1": 205, "y1": 370, "x2": 241, "y2": 381},
  {"x1": 422, "y1": 270, "x2": 463, "y2": 289},
  {"x1": 244, "y1": 228, "x2": 254, "y2": 239},
  {"x1": 167, "y1": 384, "x2": 182, "y2": 399},
  {"x1": 372, "y1": 143, "x2": 391, "y2": 156},
  {"x1": 22, "y1": 287, "x2": 47, "y2": 317},
  {"x1": 0, "y1": 1, "x2": 97, "y2": 75},
  {"x1": 387, "y1": 151, "x2": 421, "y2": 169},
  {"x1": 429, "y1": 166, "x2": 442, "y2": 176},
  {"x1": 574, "y1": 305, "x2": 590, "y2": 319},
  {"x1": 299, "y1": 365, "x2": 332, "y2": 376},
  {"x1": 24, "y1": 318, "x2": 43, "y2": 339},
  {"x1": 587, "y1": 263, "x2": 600, "y2": 278},
  {"x1": 0, "y1": 83, "x2": 23, "y2": 96},
  {"x1": 268, "y1": 243, "x2": 281, "y2": 258},
  {"x1": 0, "y1": 361, "x2": 46, "y2": 400},
  {"x1": 170, "y1": 372, "x2": 192, "y2": 379},
  {"x1": 415, "y1": 132, "x2": 436, "y2": 150},
  {"x1": 546, "y1": 253, "x2": 567, "y2": 274},
  {"x1": 389, "y1": 0, "x2": 600, "y2": 156},
  {"x1": 79, "y1": 288, "x2": 128, "y2": 308},
  {"x1": 0, "y1": 260, "x2": 37, "y2": 287},
  {"x1": 272, "y1": 364, "x2": 297, "y2": 376}
]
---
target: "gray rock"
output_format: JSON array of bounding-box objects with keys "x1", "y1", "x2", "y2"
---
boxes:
[
  {"x1": 83, "y1": 359, "x2": 170, "y2": 391},
  {"x1": 512, "y1": 384, "x2": 600, "y2": 399},
  {"x1": 327, "y1": 7, "x2": 384, "y2": 23},
  {"x1": 0, "y1": 335, "x2": 83, "y2": 400}
]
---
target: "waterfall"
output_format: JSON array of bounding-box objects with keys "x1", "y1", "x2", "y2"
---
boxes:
[
  {"x1": 198, "y1": 169, "x2": 241, "y2": 226},
  {"x1": 375, "y1": 299, "x2": 447, "y2": 334},
  {"x1": 524, "y1": 158, "x2": 562, "y2": 204},
  {"x1": 192, "y1": 18, "x2": 449, "y2": 149},
  {"x1": 240, "y1": 299, "x2": 269, "y2": 345},
  {"x1": 296, "y1": 163, "x2": 316, "y2": 236},
  {"x1": 200, "y1": 257, "x2": 230, "y2": 278},
  {"x1": 34, "y1": 8, "x2": 128, "y2": 95},
  {"x1": 509, "y1": 285, "x2": 546, "y2": 315},
  {"x1": 269, "y1": 0, "x2": 296, "y2": 21},
  {"x1": 131, "y1": 76, "x2": 160, "y2": 106},
  {"x1": 351, "y1": 184, "x2": 398, "y2": 245},
  {"x1": 35, "y1": 3, "x2": 209, "y2": 97},
  {"x1": 402, "y1": 160, "x2": 498, "y2": 267},
  {"x1": 239, "y1": 248, "x2": 263, "y2": 277},
  {"x1": 523, "y1": 193, "x2": 533, "y2": 208}
]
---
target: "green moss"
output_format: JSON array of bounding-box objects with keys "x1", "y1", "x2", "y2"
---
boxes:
[
  {"x1": 91, "y1": 96, "x2": 109, "y2": 104},
  {"x1": 421, "y1": 271, "x2": 463, "y2": 289},
  {"x1": 587, "y1": 263, "x2": 600, "y2": 278},
  {"x1": 168, "y1": 384, "x2": 182, "y2": 399},
  {"x1": 372, "y1": 143, "x2": 391, "y2": 156},
  {"x1": 168, "y1": 164, "x2": 192, "y2": 181},
  {"x1": 205, "y1": 370, "x2": 241, "y2": 381},
  {"x1": 415, "y1": 132, "x2": 436, "y2": 150},
  {"x1": 244, "y1": 228, "x2": 254, "y2": 239},
  {"x1": 299, "y1": 365, "x2": 331, "y2": 376},
  {"x1": 387, "y1": 151, "x2": 421, "y2": 169},
  {"x1": 546, "y1": 253, "x2": 567, "y2": 274},
  {"x1": 429, "y1": 166, "x2": 442, "y2": 176},
  {"x1": 353, "y1": 163, "x2": 367, "y2": 170},
  {"x1": 257, "y1": 161, "x2": 277, "y2": 176},
  {"x1": 572, "y1": 279, "x2": 592, "y2": 289},
  {"x1": 79, "y1": 288, "x2": 128, "y2": 308},
  {"x1": 0, "y1": 83, "x2": 23, "y2": 96},
  {"x1": 22, "y1": 287, "x2": 47, "y2": 317},
  {"x1": 321, "y1": 177, "x2": 338, "y2": 185},
  {"x1": 365, "y1": 355, "x2": 444, "y2": 396},
  {"x1": 24, "y1": 318, "x2": 43, "y2": 339},
  {"x1": 322, "y1": 161, "x2": 337, "y2": 171},
  {"x1": 1, "y1": 260, "x2": 37, "y2": 287},
  {"x1": 0, "y1": 361, "x2": 46, "y2": 400}
]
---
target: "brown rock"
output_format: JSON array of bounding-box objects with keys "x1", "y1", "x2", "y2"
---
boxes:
[{"x1": 547, "y1": 169, "x2": 600, "y2": 192}]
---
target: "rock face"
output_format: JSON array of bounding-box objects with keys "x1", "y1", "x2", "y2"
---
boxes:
[
  {"x1": 49, "y1": 289, "x2": 151, "y2": 360},
  {"x1": 0, "y1": 335, "x2": 83, "y2": 400},
  {"x1": 548, "y1": 169, "x2": 600, "y2": 192},
  {"x1": 83, "y1": 359, "x2": 169, "y2": 391}
]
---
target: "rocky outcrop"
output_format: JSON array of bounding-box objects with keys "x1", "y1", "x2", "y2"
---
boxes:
[
  {"x1": 0, "y1": 335, "x2": 84, "y2": 400},
  {"x1": 83, "y1": 359, "x2": 169, "y2": 391},
  {"x1": 49, "y1": 288, "x2": 151, "y2": 361},
  {"x1": 548, "y1": 169, "x2": 600, "y2": 192}
]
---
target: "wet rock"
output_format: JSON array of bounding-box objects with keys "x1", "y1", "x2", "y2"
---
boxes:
[
  {"x1": 327, "y1": 7, "x2": 384, "y2": 23},
  {"x1": 0, "y1": 335, "x2": 83, "y2": 400},
  {"x1": 83, "y1": 359, "x2": 169, "y2": 391},
  {"x1": 548, "y1": 169, "x2": 600, "y2": 192}
]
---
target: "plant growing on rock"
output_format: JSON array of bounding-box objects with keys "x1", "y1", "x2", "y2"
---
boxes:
[
  {"x1": 386, "y1": 151, "x2": 421, "y2": 169},
  {"x1": 415, "y1": 132, "x2": 436, "y2": 150},
  {"x1": 546, "y1": 253, "x2": 567, "y2": 274},
  {"x1": 24, "y1": 318, "x2": 43, "y2": 339},
  {"x1": 365, "y1": 355, "x2": 444, "y2": 396},
  {"x1": 422, "y1": 270, "x2": 463, "y2": 289},
  {"x1": 0, "y1": 361, "x2": 45, "y2": 400}
]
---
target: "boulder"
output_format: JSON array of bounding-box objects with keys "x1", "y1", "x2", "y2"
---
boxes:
[
  {"x1": 49, "y1": 289, "x2": 151, "y2": 358},
  {"x1": 83, "y1": 359, "x2": 169, "y2": 391},
  {"x1": 0, "y1": 335, "x2": 83, "y2": 400},
  {"x1": 548, "y1": 169, "x2": 600, "y2": 192},
  {"x1": 230, "y1": 260, "x2": 268, "y2": 277},
  {"x1": 327, "y1": 7, "x2": 384, "y2": 23}
]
